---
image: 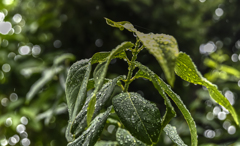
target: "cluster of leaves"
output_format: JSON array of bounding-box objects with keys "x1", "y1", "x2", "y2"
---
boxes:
[{"x1": 65, "y1": 18, "x2": 239, "y2": 146}]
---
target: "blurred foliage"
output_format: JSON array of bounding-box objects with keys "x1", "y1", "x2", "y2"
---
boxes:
[{"x1": 1, "y1": 0, "x2": 240, "y2": 145}]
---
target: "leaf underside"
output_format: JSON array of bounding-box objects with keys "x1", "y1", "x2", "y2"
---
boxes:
[{"x1": 163, "y1": 124, "x2": 187, "y2": 146}]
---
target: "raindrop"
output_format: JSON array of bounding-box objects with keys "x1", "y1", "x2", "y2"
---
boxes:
[
  {"x1": 95, "y1": 39, "x2": 103, "y2": 47},
  {"x1": 228, "y1": 126, "x2": 236, "y2": 135},
  {"x1": 215, "y1": 8, "x2": 224, "y2": 17},
  {"x1": 107, "y1": 125, "x2": 115, "y2": 134},
  {"x1": 32, "y1": 45, "x2": 41, "y2": 55},
  {"x1": 3, "y1": 0, "x2": 14, "y2": 5},
  {"x1": 199, "y1": 0, "x2": 206, "y2": 2},
  {"x1": 1, "y1": 39, "x2": 8, "y2": 47},
  {"x1": 2, "y1": 64, "x2": 11, "y2": 72},
  {"x1": 0, "y1": 12, "x2": 5, "y2": 22},
  {"x1": 5, "y1": 117, "x2": 12, "y2": 127},
  {"x1": 0, "y1": 139, "x2": 8, "y2": 146},
  {"x1": 16, "y1": 124, "x2": 26, "y2": 133},
  {"x1": 18, "y1": 46, "x2": 30, "y2": 55},
  {"x1": 223, "y1": 120, "x2": 231, "y2": 130},
  {"x1": 231, "y1": 54, "x2": 238, "y2": 62},
  {"x1": 8, "y1": 137, "x2": 17, "y2": 145},
  {"x1": 14, "y1": 25, "x2": 22, "y2": 34},
  {"x1": 21, "y1": 138, "x2": 30, "y2": 146},
  {"x1": 1, "y1": 98, "x2": 9, "y2": 106},
  {"x1": 0, "y1": 21, "x2": 12, "y2": 35},
  {"x1": 217, "y1": 112, "x2": 226, "y2": 120},
  {"x1": 13, "y1": 14, "x2": 22, "y2": 23},
  {"x1": 20, "y1": 131, "x2": 28, "y2": 138},
  {"x1": 206, "y1": 112, "x2": 214, "y2": 120},
  {"x1": 53, "y1": 40, "x2": 62, "y2": 48},
  {"x1": 20, "y1": 116, "x2": 28, "y2": 125},
  {"x1": 10, "y1": 93, "x2": 18, "y2": 102}
]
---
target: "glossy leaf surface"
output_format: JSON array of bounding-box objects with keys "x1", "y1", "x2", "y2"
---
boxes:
[
  {"x1": 112, "y1": 92, "x2": 161, "y2": 144},
  {"x1": 175, "y1": 52, "x2": 239, "y2": 125},
  {"x1": 67, "y1": 106, "x2": 112, "y2": 146},
  {"x1": 72, "y1": 76, "x2": 124, "y2": 137},
  {"x1": 163, "y1": 124, "x2": 187, "y2": 146},
  {"x1": 135, "y1": 61, "x2": 197, "y2": 146},
  {"x1": 116, "y1": 128, "x2": 147, "y2": 146}
]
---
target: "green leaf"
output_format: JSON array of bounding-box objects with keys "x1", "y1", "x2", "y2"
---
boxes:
[
  {"x1": 26, "y1": 66, "x2": 64, "y2": 104},
  {"x1": 116, "y1": 128, "x2": 147, "y2": 146},
  {"x1": 163, "y1": 124, "x2": 187, "y2": 146},
  {"x1": 65, "y1": 59, "x2": 91, "y2": 141},
  {"x1": 105, "y1": 17, "x2": 137, "y2": 32},
  {"x1": 134, "y1": 61, "x2": 197, "y2": 146},
  {"x1": 112, "y1": 92, "x2": 161, "y2": 144},
  {"x1": 134, "y1": 61, "x2": 176, "y2": 131},
  {"x1": 105, "y1": 18, "x2": 179, "y2": 86},
  {"x1": 86, "y1": 42, "x2": 134, "y2": 126},
  {"x1": 72, "y1": 76, "x2": 124, "y2": 138},
  {"x1": 67, "y1": 106, "x2": 112, "y2": 146},
  {"x1": 136, "y1": 31, "x2": 179, "y2": 87},
  {"x1": 175, "y1": 52, "x2": 239, "y2": 125},
  {"x1": 95, "y1": 141, "x2": 118, "y2": 146},
  {"x1": 87, "y1": 96, "x2": 96, "y2": 126},
  {"x1": 53, "y1": 53, "x2": 75, "y2": 65},
  {"x1": 65, "y1": 59, "x2": 91, "y2": 120}
]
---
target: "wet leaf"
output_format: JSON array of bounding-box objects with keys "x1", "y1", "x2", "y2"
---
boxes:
[
  {"x1": 65, "y1": 59, "x2": 91, "y2": 141},
  {"x1": 112, "y1": 92, "x2": 161, "y2": 144},
  {"x1": 136, "y1": 32, "x2": 179, "y2": 87},
  {"x1": 105, "y1": 18, "x2": 137, "y2": 32},
  {"x1": 175, "y1": 52, "x2": 239, "y2": 125},
  {"x1": 72, "y1": 76, "x2": 124, "y2": 138},
  {"x1": 67, "y1": 106, "x2": 112, "y2": 146},
  {"x1": 87, "y1": 42, "x2": 133, "y2": 126},
  {"x1": 135, "y1": 61, "x2": 196, "y2": 146},
  {"x1": 134, "y1": 61, "x2": 176, "y2": 131},
  {"x1": 163, "y1": 124, "x2": 187, "y2": 146},
  {"x1": 116, "y1": 128, "x2": 147, "y2": 146},
  {"x1": 105, "y1": 18, "x2": 179, "y2": 86},
  {"x1": 26, "y1": 66, "x2": 64, "y2": 104}
]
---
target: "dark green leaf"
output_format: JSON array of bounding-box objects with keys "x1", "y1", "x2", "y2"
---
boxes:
[
  {"x1": 134, "y1": 61, "x2": 176, "y2": 131},
  {"x1": 67, "y1": 106, "x2": 112, "y2": 146},
  {"x1": 175, "y1": 52, "x2": 239, "y2": 125},
  {"x1": 116, "y1": 128, "x2": 147, "y2": 146},
  {"x1": 72, "y1": 76, "x2": 124, "y2": 137},
  {"x1": 135, "y1": 61, "x2": 197, "y2": 146},
  {"x1": 112, "y1": 92, "x2": 161, "y2": 144},
  {"x1": 163, "y1": 124, "x2": 187, "y2": 146},
  {"x1": 87, "y1": 96, "x2": 96, "y2": 126}
]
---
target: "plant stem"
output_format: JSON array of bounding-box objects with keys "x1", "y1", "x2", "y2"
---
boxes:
[{"x1": 123, "y1": 40, "x2": 143, "y2": 92}]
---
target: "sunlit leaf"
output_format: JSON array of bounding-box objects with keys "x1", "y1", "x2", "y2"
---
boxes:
[
  {"x1": 112, "y1": 92, "x2": 161, "y2": 144},
  {"x1": 175, "y1": 52, "x2": 239, "y2": 125},
  {"x1": 135, "y1": 61, "x2": 197, "y2": 146},
  {"x1": 67, "y1": 106, "x2": 112, "y2": 146},
  {"x1": 163, "y1": 124, "x2": 187, "y2": 146},
  {"x1": 116, "y1": 128, "x2": 147, "y2": 146},
  {"x1": 105, "y1": 17, "x2": 137, "y2": 32},
  {"x1": 136, "y1": 32, "x2": 179, "y2": 87}
]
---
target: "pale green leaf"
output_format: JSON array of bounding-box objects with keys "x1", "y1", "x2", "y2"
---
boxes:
[
  {"x1": 53, "y1": 53, "x2": 75, "y2": 65},
  {"x1": 112, "y1": 92, "x2": 161, "y2": 144},
  {"x1": 136, "y1": 31, "x2": 179, "y2": 87},
  {"x1": 135, "y1": 61, "x2": 197, "y2": 146},
  {"x1": 105, "y1": 17, "x2": 137, "y2": 32},
  {"x1": 175, "y1": 52, "x2": 239, "y2": 125},
  {"x1": 26, "y1": 66, "x2": 64, "y2": 104},
  {"x1": 163, "y1": 124, "x2": 187, "y2": 146},
  {"x1": 87, "y1": 96, "x2": 96, "y2": 126},
  {"x1": 67, "y1": 106, "x2": 112, "y2": 146},
  {"x1": 116, "y1": 128, "x2": 147, "y2": 146},
  {"x1": 95, "y1": 141, "x2": 118, "y2": 146}
]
